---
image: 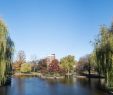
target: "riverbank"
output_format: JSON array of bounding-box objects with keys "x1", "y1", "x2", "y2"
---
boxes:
[
  {"x1": 13, "y1": 72, "x2": 113, "y2": 95},
  {"x1": 14, "y1": 72, "x2": 106, "y2": 79},
  {"x1": 13, "y1": 72, "x2": 64, "y2": 79}
]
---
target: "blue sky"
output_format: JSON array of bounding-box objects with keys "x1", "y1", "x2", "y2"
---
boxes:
[{"x1": 0, "y1": 0, "x2": 113, "y2": 60}]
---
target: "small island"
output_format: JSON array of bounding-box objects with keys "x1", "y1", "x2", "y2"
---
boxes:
[{"x1": 13, "y1": 53, "x2": 75, "y2": 80}]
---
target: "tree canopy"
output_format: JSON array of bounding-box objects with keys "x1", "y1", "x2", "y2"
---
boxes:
[
  {"x1": 60, "y1": 55, "x2": 76, "y2": 74},
  {"x1": 0, "y1": 19, "x2": 14, "y2": 85},
  {"x1": 92, "y1": 24, "x2": 113, "y2": 87},
  {"x1": 20, "y1": 63, "x2": 31, "y2": 73}
]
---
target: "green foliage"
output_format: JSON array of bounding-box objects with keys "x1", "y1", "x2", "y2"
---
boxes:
[
  {"x1": 20, "y1": 63, "x2": 31, "y2": 73},
  {"x1": 60, "y1": 55, "x2": 75, "y2": 74},
  {"x1": 93, "y1": 24, "x2": 113, "y2": 87},
  {"x1": 0, "y1": 19, "x2": 14, "y2": 85}
]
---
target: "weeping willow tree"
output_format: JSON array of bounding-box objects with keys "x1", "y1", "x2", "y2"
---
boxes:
[
  {"x1": 0, "y1": 19, "x2": 14, "y2": 86},
  {"x1": 93, "y1": 25, "x2": 113, "y2": 87}
]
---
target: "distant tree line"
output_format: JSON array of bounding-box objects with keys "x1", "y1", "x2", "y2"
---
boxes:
[{"x1": 13, "y1": 51, "x2": 77, "y2": 76}]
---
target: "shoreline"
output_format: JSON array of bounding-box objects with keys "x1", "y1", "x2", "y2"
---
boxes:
[
  {"x1": 13, "y1": 72, "x2": 65, "y2": 79},
  {"x1": 8, "y1": 73, "x2": 113, "y2": 95}
]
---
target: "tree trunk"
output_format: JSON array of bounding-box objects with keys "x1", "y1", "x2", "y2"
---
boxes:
[{"x1": 106, "y1": 72, "x2": 109, "y2": 87}]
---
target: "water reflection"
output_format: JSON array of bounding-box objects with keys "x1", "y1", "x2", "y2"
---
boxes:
[{"x1": 0, "y1": 76, "x2": 106, "y2": 95}]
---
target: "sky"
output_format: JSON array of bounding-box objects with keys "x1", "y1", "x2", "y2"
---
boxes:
[{"x1": 0, "y1": 0, "x2": 113, "y2": 61}]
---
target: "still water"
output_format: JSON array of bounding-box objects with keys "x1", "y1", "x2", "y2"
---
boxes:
[{"x1": 0, "y1": 76, "x2": 107, "y2": 95}]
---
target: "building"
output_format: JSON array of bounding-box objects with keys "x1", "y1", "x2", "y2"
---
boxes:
[
  {"x1": 38, "y1": 54, "x2": 56, "y2": 71},
  {"x1": 46, "y1": 54, "x2": 55, "y2": 65}
]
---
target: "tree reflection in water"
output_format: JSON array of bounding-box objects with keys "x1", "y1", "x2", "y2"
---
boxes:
[{"x1": 0, "y1": 76, "x2": 107, "y2": 95}]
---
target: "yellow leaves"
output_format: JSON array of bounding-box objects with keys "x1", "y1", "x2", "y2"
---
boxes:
[{"x1": 20, "y1": 63, "x2": 31, "y2": 73}]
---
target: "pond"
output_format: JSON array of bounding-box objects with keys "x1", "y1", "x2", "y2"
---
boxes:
[{"x1": 0, "y1": 76, "x2": 107, "y2": 95}]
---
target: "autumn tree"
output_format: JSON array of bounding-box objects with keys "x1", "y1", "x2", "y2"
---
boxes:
[
  {"x1": 76, "y1": 54, "x2": 96, "y2": 76},
  {"x1": 38, "y1": 59, "x2": 48, "y2": 74},
  {"x1": 48, "y1": 59, "x2": 60, "y2": 73},
  {"x1": 20, "y1": 63, "x2": 31, "y2": 73},
  {"x1": 60, "y1": 55, "x2": 75, "y2": 75},
  {"x1": 15, "y1": 50, "x2": 26, "y2": 71}
]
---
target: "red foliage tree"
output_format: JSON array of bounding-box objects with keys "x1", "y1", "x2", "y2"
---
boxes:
[{"x1": 48, "y1": 59, "x2": 60, "y2": 73}]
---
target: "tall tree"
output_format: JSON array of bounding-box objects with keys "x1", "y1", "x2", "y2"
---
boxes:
[
  {"x1": 15, "y1": 50, "x2": 26, "y2": 71},
  {"x1": 93, "y1": 25, "x2": 113, "y2": 87},
  {"x1": 76, "y1": 54, "x2": 95, "y2": 76},
  {"x1": 0, "y1": 19, "x2": 14, "y2": 85},
  {"x1": 48, "y1": 59, "x2": 60, "y2": 73}
]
